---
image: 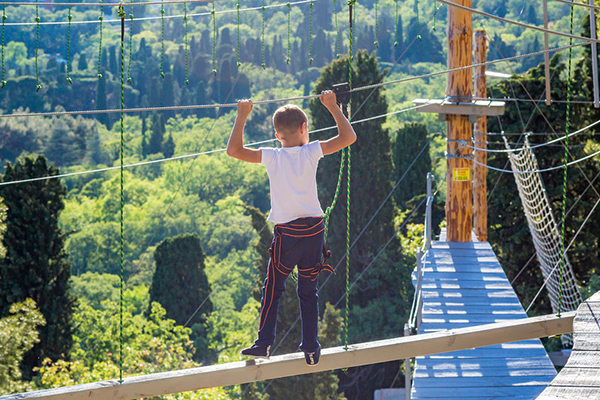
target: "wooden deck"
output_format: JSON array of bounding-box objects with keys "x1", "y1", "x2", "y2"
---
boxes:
[
  {"x1": 411, "y1": 241, "x2": 558, "y2": 400},
  {"x1": 536, "y1": 291, "x2": 600, "y2": 400}
]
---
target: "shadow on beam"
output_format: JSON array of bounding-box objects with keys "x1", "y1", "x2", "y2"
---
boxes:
[{"x1": 1, "y1": 312, "x2": 575, "y2": 400}]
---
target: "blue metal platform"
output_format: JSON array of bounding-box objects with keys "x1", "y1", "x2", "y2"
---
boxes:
[{"x1": 411, "y1": 240, "x2": 557, "y2": 400}]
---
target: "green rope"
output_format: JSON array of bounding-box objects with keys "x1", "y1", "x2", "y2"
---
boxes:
[
  {"x1": 286, "y1": 1, "x2": 291, "y2": 64},
  {"x1": 118, "y1": 3, "x2": 126, "y2": 383},
  {"x1": 261, "y1": 0, "x2": 265, "y2": 69},
  {"x1": 97, "y1": 0, "x2": 104, "y2": 79},
  {"x1": 415, "y1": 0, "x2": 421, "y2": 40},
  {"x1": 324, "y1": 148, "x2": 346, "y2": 241},
  {"x1": 1, "y1": 3, "x2": 6, "y2": 88},
  {"x1": 160, "y1": 0, "x2": 165, "y2": 78},
  {"x1": 35, "y1": 0, "x2": 41, "y2": 91},
  {"x1": 559, "y1": 0, "x2": 575, "y2": 318},
  {"x1": 236, "y1": 0, "x2": 241, "y2": 67},
  {"x1": 66, "y1": 0, "x2": 72, "y2": 84},
  {"x1": 393, "y1": 0, "x2": 398, "y2": 46},
  {"x1": 212, "y1": 1, "x2": 217, "y2": 74},
  {"x1": 334, "y1": 0, "x2": 339, "y2": 57},
  {"x1": 127, "y1": 2, "x2": 133, "y2": 84},
  {"x1": 309, "y1": 0, "x2": 313, "y2": 64},
  {"x1": 374, "y1": 0, "x2": 378, "y2": 48},
  {"x1": 344, "y1": 0, "x2": 354, "y2": 357},
  {"x1": 184, "y1": 3, "x2": 189, "y2": 84}
]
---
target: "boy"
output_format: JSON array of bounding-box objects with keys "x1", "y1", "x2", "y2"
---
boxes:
[{"x1": 226, "y1": 90, "x2": 356, "y2": 366}]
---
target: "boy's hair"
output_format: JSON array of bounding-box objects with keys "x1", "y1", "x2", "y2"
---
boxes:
[{"x1": 272, "y1": 104, "x2": 308, "y2": 137}]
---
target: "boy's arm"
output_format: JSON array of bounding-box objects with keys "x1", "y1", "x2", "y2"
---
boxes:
[
  {"x1": 226, "y1": 99, "x2": 262, "y2": 163},
  {"x1": 319, "y1": 90, "x2": 357, "y2": 156}
]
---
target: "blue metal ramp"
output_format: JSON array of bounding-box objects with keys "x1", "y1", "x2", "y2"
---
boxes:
[{"x1": 411, "y1": 241, "x2": 557, "y2": 400}]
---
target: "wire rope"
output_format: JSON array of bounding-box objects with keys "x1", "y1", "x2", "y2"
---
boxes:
[
  {"x1": 435, "y1": 0, "x2": 600, "y2": 44},
  {"x1": 2, "y1": 0, "x2": 314, "y2": 26},
  {"x1": 451, "y1": 118, "x2": 600, "y2": 153},
  {"x1": 1, "y1": 41, "x2": 591, "y2": 120},
  {"x1": 525, "y1": 194, "x2": 600, "y2": 314}
]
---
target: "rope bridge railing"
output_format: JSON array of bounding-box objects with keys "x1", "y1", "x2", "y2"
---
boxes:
[{"x1": 504, "y1": 135, "x2": 582, "y2": 345}]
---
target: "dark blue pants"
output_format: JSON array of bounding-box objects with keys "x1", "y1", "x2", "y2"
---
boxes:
[{"x1": 254, "y1": 217, "x2": 325, "y2": 353}]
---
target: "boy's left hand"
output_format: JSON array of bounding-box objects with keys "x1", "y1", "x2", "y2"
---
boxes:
[{"x1": 319, "y1": 90, "x2": 338, "y2": 110}]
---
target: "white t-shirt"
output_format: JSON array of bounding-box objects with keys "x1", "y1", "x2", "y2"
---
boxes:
[{"x1": 260, "y1": 141, "x2": 324, "y2": 224}]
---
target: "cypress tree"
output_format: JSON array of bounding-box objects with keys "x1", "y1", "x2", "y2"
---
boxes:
[
  {"x1": 394, "y1": 16, "x2": 404, "y2": 62},
  {"x1": 108, "y1": 46, "x2": 118, "y2": 76},
  {"x1": 392, "y1": 122, "x2": 432, "y2": 209},
  {"x1": 0, "y1": 155, "x2": 75, "y2": 379},
  {"x1": 95, "y1": 75, "x2": 109, "y2": 126},
  {"x1": 148, "y1": 233, "x2": 212, "y2": 328},
  {"x1": 148, "y1": 113, "x2": 165, "y2": 155},
  {"x1": 163, "y1": 132, "x2": 175, "y2": 158},
  {"x1": 77, "y1": 53, "x2": 88, "y2": 71}
]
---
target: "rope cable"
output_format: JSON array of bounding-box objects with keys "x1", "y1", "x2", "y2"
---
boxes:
[
  {"x1": 184, "y1": 2, "x2": 188, "y2": 84},
  {"x1": 97, "y1": 0, "x2": 104, "y2": 79},
  {"x1": 127, "y1": 1, "x2": 133, "y2": 83},
  {"x1": 309, "y1": 0, "x2": 313, "y2": 63},
  {"x1": 1, "y1": 2, "x2": 6, "y2": 88},
  {"x1": 160, "y1": 0, "x2": 165, "y2": 78},
  {"x1": 0, "y1": 40, "x2": 592, "y2": 119},
  {"x1": 118, "y1": 3, "x2": 126, "y2": 383},
  {"x1": 2, "y1": 0, "x2": 314, "y2": 26},
  {"x1": 66, "y1": 0, "x2": 73, "y2": 84},
  {"x1": 35, "y1": 0, "x2": 41, "y2": 91}
]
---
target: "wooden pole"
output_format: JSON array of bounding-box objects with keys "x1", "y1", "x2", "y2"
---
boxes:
[
  {"x1": 446, "y1": 0, "x2": 473, "y2": 242},
  {"x1": 473, "y1": 30, "x2": 487, "y2": 242}
]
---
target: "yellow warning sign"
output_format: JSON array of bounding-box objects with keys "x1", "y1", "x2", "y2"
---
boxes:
[{"x1": 453, "y1": 168, "x2": 470, "y2": 181}]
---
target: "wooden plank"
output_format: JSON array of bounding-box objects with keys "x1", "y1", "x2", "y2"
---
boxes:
[
  {"x1": 427, "y1": 249, "x2": 497, "y2": 257},
  {"x1": 420, "y1": 272, "x2": 509, "y2": 281},
  {"x1": 422, "y1": 265, "x2": 506, "y2": 273},
  {"x1": 416, "y1": 357, "x2": 556, "y2": 369},
  {"x1": 546, "y1": 367, "x2": 600, "y2": 387},
  {"x1": 422, "y1": 305, "x2": 525, "y2": 314},
  {"x1": 417, "y1": 348, "x2": 550, "y2": 359},
  {"x1": 431, "y1": 241, "x2": 492, "y2": 249},
  {"x1": 421, "y1": 281, "x2": 513, "y2": 289},
  {"x1": 413, "y1": 375, "x2": 554, "y2": 388},
  {"x1": 0, "y1": 313, "x2": 574, "y2": 400},
  {"x1": 414, "y1": 367, "x2": 557, "y2": 378},
  {"x1": 412, "y1": 385, "x2": 547, "y2": 398},
  {"x1": 560, "y1": 351, "x2": 600, "y2": 368},
  {"x1": 569, "y1": 334, "x2": 600, "y2": 350},
  {"x1": 536, "y1": 386, "x2": 600, "y2": 400}
]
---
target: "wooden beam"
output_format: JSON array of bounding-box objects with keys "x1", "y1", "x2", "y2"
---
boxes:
[
  {"x1": 446, "y1": 0, "x2": 473, "y2": 242},
  {"x1": 412, "y1": 99, "x2": 505, "y2": 117},
  {"x1": 1, "y1": 312, "x2": 575, "y2": 400},
  {"x1": 473, "y1": 30, "x2": 488, "y2": 242}
]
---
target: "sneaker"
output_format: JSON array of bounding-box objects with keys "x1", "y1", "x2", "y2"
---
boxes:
[
  {"x1": 304, "y1": 346, "x2": 321, "y2": 366},
  {"x1": 241, "y1": 344, "x2": 271, "y2": 359}
]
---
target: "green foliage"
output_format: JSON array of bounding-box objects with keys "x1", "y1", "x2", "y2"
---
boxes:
[
  {"x1": 392, "y1": 122, "x2": 432, "y2": 209},
  {"x1": 0, "y1": 299, "x2": 45, "y2": 395},
  {"x1": 0, "y1": 155, "x2": 76, "y2": 379},
  {"x1": 36, "y1": 300, "x2": 233, "y2": 398}
]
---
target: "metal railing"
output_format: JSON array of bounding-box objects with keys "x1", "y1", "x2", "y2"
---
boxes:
[{"x1": 405, "y1": 173, "x2": 435, "y2": 400}]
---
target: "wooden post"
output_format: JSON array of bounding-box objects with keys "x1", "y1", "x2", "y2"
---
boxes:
[
  {"x1": 446, "y1": 0, "x2": 473, "y2": 242},
  {"x1": 473, "y1": 30, "x2": 487, "y2": 242}
]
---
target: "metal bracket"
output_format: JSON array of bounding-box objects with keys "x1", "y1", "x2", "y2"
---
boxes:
[{"x1": 333, "y1": 82, "x2": 351, "y2": 105}]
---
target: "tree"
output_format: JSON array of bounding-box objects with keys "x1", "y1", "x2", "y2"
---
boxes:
[
  {"x1": 394, "y1": 16, "x2": 404, "y2": 61},
  {"x1": 0, "y1": 155, "x2": 75, "y2": 379},
  {"x1": 148, "y1": 233, "x2": 212, "y2": 359},
  {"x1": 405, "y1": 18, "x2": 443, "y2": 64},
  {"x1": 77, "y1": 53, "x2": 88, "y2": 71},
  {"x1": 163, "y1": 132, "x2": 175, "y2": 159},
  {"x1": 95, "y1": 75, "x2": 109, "y2": 127},
  {"x1": 392, "y1": 122, "x2": 432, "y2": 209},
  {"x1": 308, "y1": 50, "x2": 408, "y2": 398},
  {"x1": 148, "y1": 113, "x2": 165, "y2": 155},
  {"x1": 0, "y1": 299, "x2": 45, "y2": 395},
  {"x1": 487, "y1": 53, "x2": 600, "y2": 316}
]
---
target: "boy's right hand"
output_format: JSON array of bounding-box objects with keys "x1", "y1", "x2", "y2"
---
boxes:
[{"x1": 237, "y1": 99, "x2": 253, "y2": 118}]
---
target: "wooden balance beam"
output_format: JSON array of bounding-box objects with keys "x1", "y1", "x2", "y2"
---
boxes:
[
  {"x1": 537, "y1": 291, "x2": 600, "y2": 400},
  {"x1": 1, "y1": 312, "x2": 574, "y2": 400}
]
